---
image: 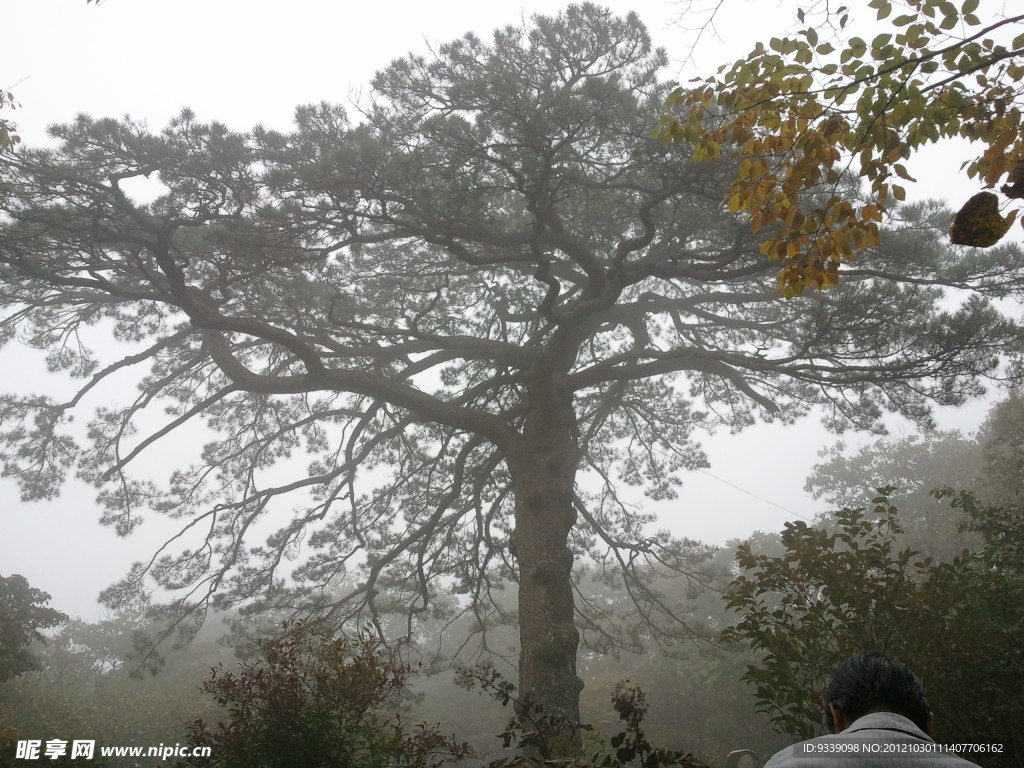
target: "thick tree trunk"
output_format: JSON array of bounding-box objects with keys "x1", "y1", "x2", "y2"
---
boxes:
[{"x1": 507, "y1": 371, "x2": 584, "y2": 748}]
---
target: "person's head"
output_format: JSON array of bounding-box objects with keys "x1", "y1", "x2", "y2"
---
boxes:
[
  {"x1": 725, "y1": 749, "x2": 758, "y2": 768},
  {"x1": 824, "y1": 651, "x2": 932, "y2": 734}
]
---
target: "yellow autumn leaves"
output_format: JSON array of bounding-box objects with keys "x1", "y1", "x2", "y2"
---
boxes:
[{"x1": 655, "y1": 0, "x2": 1024, "y2": 296}]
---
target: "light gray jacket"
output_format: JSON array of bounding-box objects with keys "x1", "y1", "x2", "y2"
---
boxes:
[{"x1": 763, "y1": 712, "x2": 985, "y2": 768}]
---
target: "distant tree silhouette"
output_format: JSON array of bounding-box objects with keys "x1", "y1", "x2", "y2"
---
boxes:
[{"x1": 0, "y1": 574, "x2": 66, "y2": 682}]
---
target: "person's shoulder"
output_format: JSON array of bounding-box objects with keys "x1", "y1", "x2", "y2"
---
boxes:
[
  {"x1": 763, "y1": 715, "x2": 984, "y2": 768},
  {"x1": 764, "y1": 742, "x2": 982, "y2": 768},
  {"x1": 844, "y1": 711, "x2": 931, "y2": 739}
]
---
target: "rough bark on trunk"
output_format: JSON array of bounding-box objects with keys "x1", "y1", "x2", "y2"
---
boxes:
[{"x1": 507, "y1": 371, "x2": 584, "y2": 747}]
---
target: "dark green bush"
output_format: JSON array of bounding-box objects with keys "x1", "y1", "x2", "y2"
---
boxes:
[{"x1": 181, "y1": 621, "x2": 474, "y2": 768}]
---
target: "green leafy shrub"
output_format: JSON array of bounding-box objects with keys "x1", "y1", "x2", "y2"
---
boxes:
[
  {"x1": 180, "y1": 621, "x2": 474, "y2": 768},
  {"x1": 723, "y1": 489, "x2": 1024, "y2": 766}
]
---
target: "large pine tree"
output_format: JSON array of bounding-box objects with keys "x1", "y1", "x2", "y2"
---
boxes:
[{"x1": 1, "y1": 4, "x2": 1023, "y2": 730}]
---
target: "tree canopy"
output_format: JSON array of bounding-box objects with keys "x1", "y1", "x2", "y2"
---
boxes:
[
  {"x1": 0, "y1": 606, "x2": 227, "y2": 750},
  {"x1": 656, "y1": 0, "x2": 1024, "y2": 295},
  {"x1": 0, "y1": 574, "x2": 66, "y2": 683},
  {"x1": 1, "y1": 3, "x2": 1024, "y2": 730},
  {"x1": 804, "y1": 391, "x2": 1024, "y2": 558}
]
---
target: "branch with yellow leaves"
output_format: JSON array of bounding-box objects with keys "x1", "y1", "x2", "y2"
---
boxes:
[{"x1": 655, "y1": 0, "x2": 1024, "y2": 296}]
